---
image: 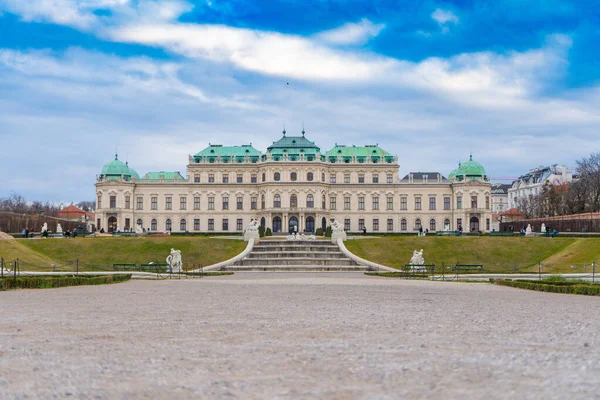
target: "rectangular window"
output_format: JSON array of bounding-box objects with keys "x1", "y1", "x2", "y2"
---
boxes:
[
  {"x1": 322, "y1": 172, "x2": 325, "y2": 182},
  {"x1": 194, "y1": 197, "x2": 200, "y2": 210},
  {"x1": 344, "y1": 173, "x2": 350, "y2": 183},
  {"x1": 222, "y1": 197, "x2": 229, "y2": 210},
  {"x1": 373, "y1": 218, "x2": 379, "y2": 231},
  {"x1": 344, "y1": 218, "x2": 351, "y2": 231},
  {"x1": 457, "y1": 196, "x2": 462, "y2": 209},
  {"x1": 387, "y1": 174, "x2": 393, "y2": 184},
  {"x1": 344, "y1": 197, "x2": 351, "y2": 210},
  {"x1": 222, "y1": 218, "x2": 229, "y2": 231},
  {"x1": 486, "y1": 218, "x2": 490, "y2": 231},
  {"x1": 97, "y1": 195, "x2": 102, "y2": 209},
  {"x1": 471, "y1": 196, "x2": 478, "y2": 209},
  {"x1": 486, "y1": 196, "x2": 490, "y2": 210},
  {"x1": 387, "y1": 218, "x2": 393, "y2": 231},
  {"x1": 237, "y1": 218, "x2": 243, "y2": 231},
  {"x1": 125, "y1": 218, "x2": 130, "y2": 230},
  {"x1": 415, "y1": 197, "x2": 421, "y2": 210},
  {"x1": 208, "y1": 197, "x2": 215, "y2": 210},
  {"x1": 358, "y1": 197, "x2": 365, "y2": 210},
  {"x1": 457, "y1": 218, "x2": 462, "y2": 229},
  {"x1": 194, "y1": 174, "x2": 200, "y2": 183},
  {"x1": 251, "y1": 174, "x2": 257, "y2": 183},
  {"x1": 208, "y1": 174, "x2": 215, "y2": 183},
  {"x1": 358, "y1": 219, "x2": 365, "y2": 230},
  {"x1": 372, "y1": 174, "x2": 379, "y2": 183},
  {"x1": 97, "y1": 218, "x2": 101, "y2": 230},
  {"x1": 444, "y1": 197, "x2": 450, "y2": 210},
  {"x1": 208, "y1": 218, "x2": 214, "y2": 231},
  {"x1": 429, "y1": 197, "x2": 436, "y2": 210},
  {"x1": 330, "y1": 174, "x2": 336, "y2": 184},
  {"x1": 237, "y1": 174, "x2": 243, "y2": 183},
  {"x1": 358, "y1": 174, "x2": 364, "y2": 183},
  {"x1": 330, "y1": 196, "x2": 337, "y2": 210},
  {"x1": 251, "y1": 197, "x2": 257, "y2": 210},
  {"x1": 109, "y1": 195, "x2": 116, "y2": 209},
  {"x1": 223, "y1": 174, "x2": 229, "y2": 183},
  {"x1": 387, "y1": 197, "x2": 393, "y2": 210},
  {"x1": 165, "y1": 197, "x2": 172, "y2": 210},
  {"x1": 151, "y1": 197, "x2": 157, "y2": 210},
  {"x1": 194, "y1": 218, "x2": 200, "y2": 231},
  {"x1": 400, "y1": 197, "x2": 407, "y2": 210},
  {"x1": 237, "y1": 197, "x2": 243, "y2": 210},
  {"x1": 136, "y1": 197, "x2": 143, "y2": 210},
  {"x1": 125, "y1": 196, "x2": 130, "y2": 209},
  {"x1": 372, "y1": 197, "x2": 379, "y2": 210},
  {"x1": 180, "y1": 197, "x2": 187, "y2": 210}
]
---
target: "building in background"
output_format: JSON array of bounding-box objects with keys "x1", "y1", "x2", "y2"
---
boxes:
[
  {"x1": 95, "y1": 131, "x2": 492, "y2": 234},
  {"x1": 508, "y1": 165, "x2": 573, "y2": 209}
]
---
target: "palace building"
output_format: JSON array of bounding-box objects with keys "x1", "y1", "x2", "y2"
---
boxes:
[{"x1": 95, "y1": 130, "x2": 492, "y2": 234}]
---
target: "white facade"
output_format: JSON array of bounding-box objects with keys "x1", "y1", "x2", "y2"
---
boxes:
[
  {"x1": 508, "y1": 165, "x2": 573, "y2": 209},
  {"x1": 95, "y1": 133, "x2": 492, "y2": 234}
]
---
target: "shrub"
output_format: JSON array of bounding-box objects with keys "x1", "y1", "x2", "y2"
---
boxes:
[
  {"x1": 258, "y1": 225, "x2": 265, "y2": 238},
  {"x1": 265, "y1": 227, "x2": 272, "y2": 236},
  {"x1": 490, "y1": 279, "x2": 600, "y2": 296},
  {"x1": 0, "y1": 274, "x2": 131, "y2": 290},
  {"x1": 315, "y1": 227, "x2": 323, "y2": 236},
  {"x1": 325, "y1": 226, "x2": 332, "y2": 237}
]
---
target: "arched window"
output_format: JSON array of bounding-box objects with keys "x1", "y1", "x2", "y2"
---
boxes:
[
  {"x1": 166, "y1": 219, "x2": 172, "y2": 231},
  {"x1": 290, "y1": 194, "x2": 298, "y2": 208},
  {"x1": 306, "y1": 194, "x2": 314, "y2": 208},
  {"x1": 151, "y1": 219, "x2": 157, "y2": 231},
  {"x1": 307, "y1": 172, "x2": 313, "y2": 181},
  {"x1": 274, "y1": 172, "x2": 281, "y2": 181},
  {"x1": 444, "y1": 219, "x2": 450, "y2": 230},
  {"x1": 429, "y1": 219, "x2": 436, "y2": 231},
  {"x1": 290, "y1": 172, "x2": 297, "y2": 181},
  {"x1": 415, "y1": 219, "x2": 421, "y2": 230},
  {"x1": 180, "y1": 219, "x2": 187, "y2": 231},
  {"x1": 274, "y1": 194, "x2": 281, "y2": 208},
  {"x1": 322, "y1": 195, "x2": 326, "y2": 209},
  {"x1": 136, "y1": 219, "x2": 143, "y2": 227},
  {"x1": 401, "y1": 219, "x2": 407, "y2": 231}
]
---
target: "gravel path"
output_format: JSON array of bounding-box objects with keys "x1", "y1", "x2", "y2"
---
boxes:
[{"x1": 1, "y1": 273, "x2": 599, "y2": 399}]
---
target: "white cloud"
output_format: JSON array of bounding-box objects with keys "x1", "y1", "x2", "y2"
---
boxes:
[
  {"x1": 431, "y1": 8, "x2": 459, "y2": 25},
  {"x1": 315, "y1": 18, "x2": 385, "y2": 46}
]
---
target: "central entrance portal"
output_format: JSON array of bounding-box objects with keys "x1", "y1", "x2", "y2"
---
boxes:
[
  {"x1": 108, "y1": 216, "x2": 117, "y2": 232},
  {"x1": 289, "y1": 216, "x2": 298, "y2": 233},
  {"x1": 470, "y1": 216, "x2": 480, "y2": 232},
  {"x1": 305, "y1": 216, "x2": 315, "y2": 233},
  {"x1": 272, "y1": 216, "x2": 282, "y2": 233}
]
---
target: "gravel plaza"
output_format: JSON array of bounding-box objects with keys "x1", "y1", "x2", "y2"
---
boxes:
[{"x1": 1, "y1": 273, "x2": 599, "y2": 399}]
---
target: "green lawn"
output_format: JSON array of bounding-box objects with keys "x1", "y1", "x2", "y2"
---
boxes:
[
  {"x1": 0, "y1": 237, "x2": 246, "y2": 271},
  {"x1": 345, "y1": 236, "x2": 599, "y2": 273}
]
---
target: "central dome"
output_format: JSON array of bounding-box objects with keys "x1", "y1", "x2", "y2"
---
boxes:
[
  {"x1": 449, "y1": 155, "x2": 488, "y2": 182},
  {"x1": 100, "y1": 154, "x2": 138, "y2": 180}
]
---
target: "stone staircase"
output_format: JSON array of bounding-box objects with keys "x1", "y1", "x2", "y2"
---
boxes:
[{"x1": 223, "y1": 239, "x2": 371, "y2": 272}]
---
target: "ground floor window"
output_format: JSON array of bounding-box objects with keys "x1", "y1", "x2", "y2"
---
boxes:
[
  {"x1": 222, "y1": 218, "x2": 229, "y2": 231},
  {"x1": 166, "y1": 219, "x2": 172, "y2": 231},
  {"x1": 237, "y1": 218, "x2": 243, "y2": 231},
  {"x1": 401, "y1": 219, "x2": 407, "y2": 231},
  {"x1": 344, "y1": 218, "x2": 350, "y2": 231},
  {"x1": 151, "y1": 219, "x2": 157, "y2": 231},
  {"x1": 387, "y1": 219, "x2": 393, "y2": 231},
  {"x1": 136, "y1": 219, "x2": 143, "y2": 228},
  {"x1": 415, "y1": 219, "x2": 421, "y2": 230},
  {"x1": 373, "y1": 218, "x2": 379, "y2": 231},
  {"x1": 457, "y1": 218, "x2": 462, "y2": 230},
  {"x1": 180, "y1": 219, "x2": 187, "y2": 231},
  {"x1": 486, "y1": 218, "x2": 490, "y2": 231},
  {"x1": 358, "y1": 219, "x2": 365, "y2": 230},
  {"x1": 430, "y1": 219, "x2": 436, "y2": 231},
  {"x1": 208, "y1": 219, "x2": 214, "y2": 231},
  {"x1": 125, "y1": 218, "x2": 130, "y2": 230},
  {"x1": 194, "y1": 218, "x2": 200, "y2": 231}
]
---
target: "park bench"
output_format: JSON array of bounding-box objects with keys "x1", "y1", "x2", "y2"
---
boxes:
[
  {"x1": 140, "y1": 263, "x2": 170, "y2": 273},
  {"x1": 402, "y1": 264, "x2": 435, "y2": 275},
  {"x1": 452, "y1": 263, "x2": 484, "y2": 273},
  {"x1": 113, "y1": 232, "x2": 137, "y2": 237},
  {"x1": 113, "y1": 263, "x2": 138, "y2": 271},
  {"x1": 436, "y1": 231, "x2": 459, "y2": 236}
]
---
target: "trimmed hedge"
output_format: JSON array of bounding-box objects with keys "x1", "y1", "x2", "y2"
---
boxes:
[
  {"x1": 0, "y1": 274, "x2": 131, "y2": 290},
  {"x1": 491, "y1": 279, "x2": 600, "y2": 296},
  {"x1": 183, "y1": 271, "x2": 234, "y2": 276}
]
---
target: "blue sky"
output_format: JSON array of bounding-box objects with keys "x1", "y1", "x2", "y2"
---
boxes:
[{"x1": 0, "y1": 0, "x2": 599, "y2": 202}]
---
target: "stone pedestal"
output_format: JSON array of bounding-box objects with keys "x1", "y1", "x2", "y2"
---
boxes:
[
  {"x1": 244, "y1": 231, "x2": 260, "y2": 242},
  {"x1": 331, "y1": 231, "x2": 347, "y2": 243}
]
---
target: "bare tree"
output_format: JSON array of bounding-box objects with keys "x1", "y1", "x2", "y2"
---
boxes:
[{"x1": 576, "y1": 152, "x2": 600, "y2": 212}]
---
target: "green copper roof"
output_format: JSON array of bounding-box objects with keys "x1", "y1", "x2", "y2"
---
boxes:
[
  {"x1": 267, "y1": 131, "x2": 320, "y2": 151},
  {"x1": 101, "y1": 154, "x2": 138, "y2": 180},
  {"x1": 193, "y1": 144, "x2": 262, "y2": 163},
  {"x1": 141, "y1": 171, "x2": 186, "y2": 181},
  {"x1": 449, "y1": 155, "x2": 488, "y2": 181},
  {"x1": 325, "y1": 145, "x2": 395, "y2": 163}
]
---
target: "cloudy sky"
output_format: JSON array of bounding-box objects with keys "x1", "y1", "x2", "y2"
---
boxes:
[{"x1": 0, "y1": 0, "x2": 599, "y2": 202}]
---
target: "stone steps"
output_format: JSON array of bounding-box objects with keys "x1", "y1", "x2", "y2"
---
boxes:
[
  {"x1": 247, "y1": 251, "x2": 349, "y2": 258},
  {"x1": 223, "y1": 265, "x2": 369, "y2": 272}
]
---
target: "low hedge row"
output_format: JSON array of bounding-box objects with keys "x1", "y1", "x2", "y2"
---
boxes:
[
  {"x1": 491, "y1": 279, "x2": 600, "y2": 296},
  {"x1": 183, "y1": 271, "x2": 234, "y2": 276},
  {"x1": 0, "y1": 274, "x2": 132, "y2": 290}
]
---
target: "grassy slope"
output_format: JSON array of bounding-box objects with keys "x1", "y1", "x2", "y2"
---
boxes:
[
  {"x1": 345, "y1": 236, "x2": 579, "y2": 272},
  {"x1": 0, "y1": 240, "x2": 56, "y2": 267},
  {"x1": 1, "y1": 237, "x2": 246, "y2": 271},
  {"x1": 539, "y1": 239, "x2": 600, "y2": 269}
]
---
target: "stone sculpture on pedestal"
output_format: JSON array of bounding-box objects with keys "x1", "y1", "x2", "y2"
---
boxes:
[
  {"x1": 244, "y1": 219, "x2": 260, "y2": 241},
  {"x1": 330, "y1": 219, "x2": 347, "y2": 243},
  {"x1": 166, "y1": 248, "x2": 182, "y2": 273},
  {"x1": 56, "y1": 224, "x2": 63, "y2": 234}
]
